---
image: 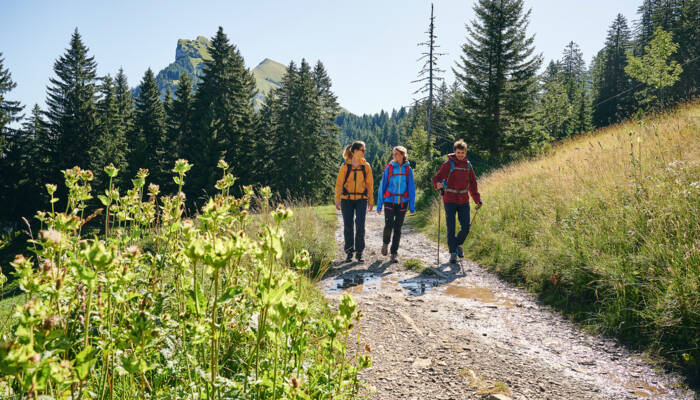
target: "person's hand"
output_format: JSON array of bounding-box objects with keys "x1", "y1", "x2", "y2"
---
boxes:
[
  {"x1": 335, "y1": 202, "x2": 341, "y2": 211},
  {"x1": 476, "y1": 201, "x2": 483, "y2": 210},
  {"x1": 368, "y1": 203, "x2": 374, "y2": 211},
  {"x1": 435, "y1": 182, "x2": 443, "y2": 190}
]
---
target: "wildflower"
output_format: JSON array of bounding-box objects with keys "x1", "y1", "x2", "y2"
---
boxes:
[
  {"x1": 104, "y1": 163, "x2": 119, "y2": 178},
  {"x1": 12, "y1": 254, "x2": 27, "y2": 266},
  {"x1": 126, "y1": 245, "x2": 141, "y2": 257},
  {"x1": 148, "y1": 183, "x2": 160, "y2": 197},
  {"x1": 45, "y1": 183, "x2": 57, "y2": 195},
  {"x1": 173, "y1": 159, "x2": 192, "y2": 174},
  {"x1": 40, "y1": 229, "x2": 62, "y2": 245},
  {"x1": 217, "y1": 159, "x2": 229, "y2": 170},
  {"x1": 41, "y1": 315, "x2": 60, "y2": 330}
]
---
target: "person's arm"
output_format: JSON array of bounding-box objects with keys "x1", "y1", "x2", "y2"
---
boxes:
[
  {"x1": 468, "y1": 166, "x2": 482, "y2": 205},
  {"x1": 408, "y1": 167, "x2": 416, "y2": 213},
  {"x1": 335, "y1": 164, "x2": 346, "y2": 207},
  {"x1": 432, "y1": 161, "x2": 450, "y2": 189},
  {"x1": 377, "y1": 166, "x2": 388, "y2": 212},
  {"x1": 366, "y1": 164, "x2": 374, "y2": 208}
]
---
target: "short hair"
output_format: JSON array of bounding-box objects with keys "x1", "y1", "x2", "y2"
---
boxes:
[{"x1": 453, "y1": 139, "x2": 467, "y2": 151}]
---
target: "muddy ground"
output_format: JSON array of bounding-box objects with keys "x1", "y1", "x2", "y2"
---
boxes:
[{"x1": 319, "y1": 211, "x2": 696, "y2": 400}]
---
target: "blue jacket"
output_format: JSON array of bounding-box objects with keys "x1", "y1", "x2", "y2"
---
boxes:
[{"x1": 377, "y1": 161, "x2": 416, "y2": 213}]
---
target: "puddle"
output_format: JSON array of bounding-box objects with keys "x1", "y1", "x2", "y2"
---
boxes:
[
  {"x1": 438, "y1": 281, "x2": 515, "y2": 307},
  {"x1": 610, "y1": 375, "x2": 669, "y2": 398},
  {"x1": 399, "y1": 279, "x2": 441, "y2": 295},
  {"x1": 327, "y1": 273, "x2": 388, "y2": 294}
]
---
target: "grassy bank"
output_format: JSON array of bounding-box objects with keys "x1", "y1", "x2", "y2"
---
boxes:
[{"x1": 418, "y1": 102, "x2": 700, "y2": 382}]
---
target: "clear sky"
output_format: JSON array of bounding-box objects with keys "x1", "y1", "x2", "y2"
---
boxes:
[{"x1": 1, "y1": 0, "x2": 642, "y2": 116}]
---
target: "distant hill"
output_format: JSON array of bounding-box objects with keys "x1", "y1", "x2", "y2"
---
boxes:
[{"x1": 133, "y1": 37, "x2": 287, "y2": 109}]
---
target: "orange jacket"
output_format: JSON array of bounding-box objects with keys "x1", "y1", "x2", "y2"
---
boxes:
[{"x1": 335, "y1": 158, "x2": 374, "y2": 205}]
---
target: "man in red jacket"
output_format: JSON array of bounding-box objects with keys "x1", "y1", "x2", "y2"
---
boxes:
[{"x1": 432, "y1": 139, "x2": 483, "y2": 263}]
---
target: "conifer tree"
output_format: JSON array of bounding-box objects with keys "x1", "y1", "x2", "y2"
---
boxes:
[
  {"x1": 593, "y1": 14, "x2": 635, "y2": 127},
  {"x1": 131, "y1": 68, "x2": 167, "y2": 187},
  {"x1": 0, "y1": 52, "x2": 24, "y2": 156},
  {"x1": 165, "y1": 73, "x2": 194, "y2": 192},
  {"x1": 189, "y1": 27, "x2": 257, "y2": 200},
  {"x1": 452, "y1": 0, "x2": 542, "y2": 156},
  {"x1": 95, "y1": 75, "x2": 128, "y2": 187},
  {"x1": 45, "y1": 29, "x2": 99, "y2": 174}
]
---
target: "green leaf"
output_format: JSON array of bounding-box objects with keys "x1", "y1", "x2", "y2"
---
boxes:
[{"x1": 74, "y1": 345, "x2": 97, "y2": 380}]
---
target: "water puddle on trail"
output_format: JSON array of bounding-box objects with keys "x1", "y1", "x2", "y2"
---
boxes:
[
  {"x1": 326, "y1": 274, "x2": 515, "y2": 307},
  {"x1": 610, "y1": 375, "x2": 670, "y2": 398},
  {"x1": 437, "y1": 281, "x2": 515, "y2": 307},
  {"x1": 327, "y1": 273, "x2": 390, "y2": 295}
]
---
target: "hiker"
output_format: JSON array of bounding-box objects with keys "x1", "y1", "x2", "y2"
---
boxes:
[
  {"x1": 335, "y1": 141, "x2": 374, "y2": 263},
  {"x1": 376, "y1": 146, "x2": 415, "y2": 263},
  {"x1": 432, "y1": 139, "x2": 482, "y2": 264}
]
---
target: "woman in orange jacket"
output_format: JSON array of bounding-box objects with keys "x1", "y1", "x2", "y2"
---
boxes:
[{"x1": 335, "y1": 141, "x2": 374, "y2": 263}]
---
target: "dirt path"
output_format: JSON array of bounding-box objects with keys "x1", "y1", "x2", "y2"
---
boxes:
[{"x1": 319, "y1": 212, "x2": 696, "y2": 400}]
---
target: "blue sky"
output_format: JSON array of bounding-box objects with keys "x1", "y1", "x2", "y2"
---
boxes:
[{"x1": 1, "y1": 0, "x2": 641, "y2": 116}]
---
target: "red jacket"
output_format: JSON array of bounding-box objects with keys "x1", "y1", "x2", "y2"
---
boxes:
[{"x1": 432, "y1": 154, "x2": 481, "y2": 205}]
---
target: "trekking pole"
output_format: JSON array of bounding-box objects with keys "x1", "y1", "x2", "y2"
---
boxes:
[
  {"x1": 471, "y1": 204, "x2": 481, "y2": 226},
  {"x1": 437, "y1": 182, "x2": 445, "y2": 266}
]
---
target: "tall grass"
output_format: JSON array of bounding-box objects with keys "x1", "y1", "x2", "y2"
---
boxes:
[{"x1": 420, "y1": 102, "x2": 700, "y2": 382}]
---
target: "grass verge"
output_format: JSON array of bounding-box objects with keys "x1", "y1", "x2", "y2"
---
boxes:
[{"x1": 417, "y1": 102, "x2": 700, "y2": 383}]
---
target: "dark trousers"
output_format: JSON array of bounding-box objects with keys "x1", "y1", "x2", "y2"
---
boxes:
[
  {"x1": 382, "y1": 204, "x2": 407, "y2": 255},
  {"x1": 341, "y1": 198, "x2": 367, "y2": 255},
  {"x1": 444, "y1": 202, "x2": 470, "y2": 254}
]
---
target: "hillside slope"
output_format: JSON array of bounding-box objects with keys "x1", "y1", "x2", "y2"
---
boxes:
[{"x1": 420, "y1": 102, "x2": 700, "y2": 382}]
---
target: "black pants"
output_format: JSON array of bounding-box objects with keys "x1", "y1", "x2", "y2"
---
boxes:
[
  {"x1": 382, "y1": 204, "x2": 407, "y2": 255},
  {"x1": 444, "y1": 202, "x2": 470, "y2": 254},
  {"x1": 341, "y1": 198, "x2": 367, "y2": 255}
]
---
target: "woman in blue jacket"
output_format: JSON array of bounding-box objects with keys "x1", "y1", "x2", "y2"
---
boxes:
[{"x1": 376, "y1": 146, "x2": 416, "y2": 263}]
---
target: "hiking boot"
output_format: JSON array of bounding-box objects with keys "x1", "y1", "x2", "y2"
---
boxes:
[
  {"x1": 457, "y1": 246, "x2": 464, "y2": 258},
  {"x1": 345, "y1": 253, "x2": 353, "y2": 263},
  {"x1": 355, "y1": 252, "x2": 364, "y2": 263},
  {"x1": 449, "y1": 253, "x2": 458, "y2": 263},
  {"x1": 390, "y1": 254, "x2": 398, "y2": 263},
  {"x1": 381, "y1": 243, "x2": 388, "y2": 256}
]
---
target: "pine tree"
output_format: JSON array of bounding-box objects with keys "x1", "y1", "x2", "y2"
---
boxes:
[
  {"x1": 165, "y1": 73, "x2": 194, "y2": 191},
  {"x1": 131, "y1": 68, "x2": 167, "y2": 187},
  {"x1": 452, "y1": 0, "x2": 543, "y2": 156},
  {"x1": 115, "y1": 68, "x2": 134, "y2": 135},
  {"x1": 95, "y1": 75, "x2": 128, "y2": 187},
  {"x1": 45, "y1": 29, "x2": 99, "y2": 175},
  {"x1": 593, "y1": 14, "x2": 635, "y2": 127},
  {"x1": 189, "y1": 27, "x2": 257, "y2": 200},
  {"x1": 0, "y1": 52, "x2": 24, "y2": 156}
]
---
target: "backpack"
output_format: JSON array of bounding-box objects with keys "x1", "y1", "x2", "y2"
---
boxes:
[
  {"x1": 383, "y1": 163, "x2": 410, "y2": 206},
  {"x1": 341, "y1": 163, "x2": 367, "y2": 197},
  {"x1": 444, "y1": 159, "x2": 472, "y2": 194}
]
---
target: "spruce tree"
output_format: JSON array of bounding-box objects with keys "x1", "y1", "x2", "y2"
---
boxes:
[
  {"x1": 452, "y1": 0, "x2": 542, "y2": 156},
  {"x1": 0, "y1": 55, "x2": 25, "y2": 224},
  {"x1": 45, "y1": 29, "x2": 99, "y2": 175},
  {"x1": 131, "y1": 68, "x2": 167, "y2": 187},
  {"x1": 593, "y1": 14, "x2": 635, "y2": 127},
  {"x1": 189, "y1": 27, "x2": 257, "y2": 200},
  {"x1": 165, "y1": 73, "x2": 194, "y2": 192},
  {"x1": 0, "y1": 52, "x2": 24, "y2": 156},
  {"x1": 95, "y1": 75, "x2": 128, "y2": 187}
]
